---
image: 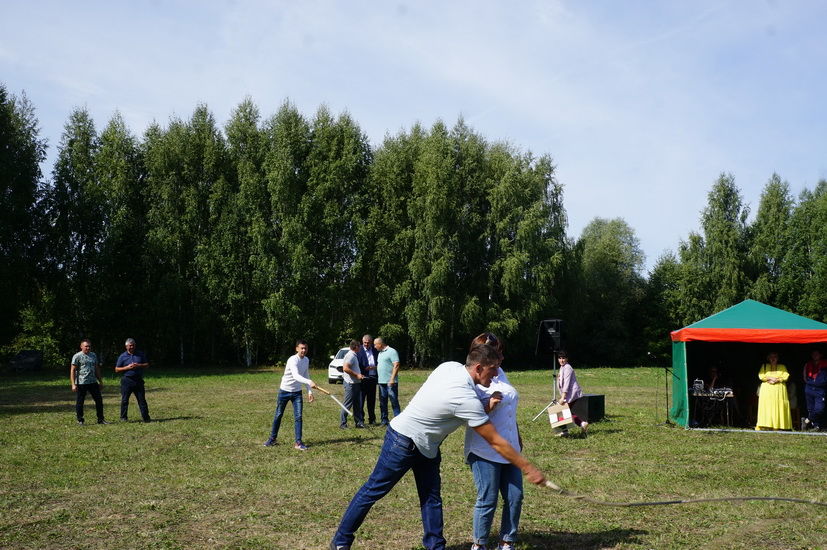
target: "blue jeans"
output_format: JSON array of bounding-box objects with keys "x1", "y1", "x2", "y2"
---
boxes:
[
  {"x1": 805, "y1": 384, "x2": 825, "y2": 428},
  {"x1": 269, "y1": 390, "x2": 303, "y2": 442},
  {"x1": 342, "y1": 382, "x2": 364, "y2": 427},
  {"x1": 468, "y1": 452, "x2": 523, "y2": 546},
  {"x1": 332, "y1": 426, "x2": 444, "y2": 549},
  {"x1": 378, "y1": 383, "x2": 401, "y2": 424}
]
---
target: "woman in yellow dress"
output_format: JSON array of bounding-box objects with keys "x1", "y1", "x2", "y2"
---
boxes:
[{"x1": 755, "y1": 351, "x2": 792, "y2": 430}]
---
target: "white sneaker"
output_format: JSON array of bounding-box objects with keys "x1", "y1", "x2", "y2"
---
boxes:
[
  {"x1": 498, "y1": 542, "x2": 515, "y2": 550},
  {"x1": 581, "y1": 421, "x2": 589, "y2": 433}
]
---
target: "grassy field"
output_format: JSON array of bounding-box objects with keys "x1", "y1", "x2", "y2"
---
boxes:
[{"x1": 1, "y1": 364, "x2": 825, "y2": 549}]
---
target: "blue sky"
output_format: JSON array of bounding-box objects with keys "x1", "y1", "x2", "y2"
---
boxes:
[{"x1": 2, "y1": 0, "x2": 826, "y2": 272}]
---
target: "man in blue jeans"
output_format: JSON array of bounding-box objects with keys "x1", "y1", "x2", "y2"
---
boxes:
[
  {"x1": 330, "y1": 344, "x2": 547, "y2": 550},
  {"x1": 803, "y1": 349, "x2": 827, "y2": 430},
  {"x1": 263, "y1": 339, "x2": 319, "y2": 450},
  {"x1": 374, "y1": 336, "x2": 401, "y2": 425},
  {"x1": 115, "y1": 338, "x2": 151, "y2": 422}
]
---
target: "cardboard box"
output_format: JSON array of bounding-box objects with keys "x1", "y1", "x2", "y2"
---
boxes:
[{"x1": 547, "y1": 403, "x2": 574, "y2": 428}]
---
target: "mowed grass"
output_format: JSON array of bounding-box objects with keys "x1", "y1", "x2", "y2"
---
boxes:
[{"x1": 1, "y1": 365, "x2": 825, "y2": 549}]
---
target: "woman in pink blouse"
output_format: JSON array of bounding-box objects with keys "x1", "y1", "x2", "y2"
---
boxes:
[{"x1": 556, "y1": 351, "x2": 588, "y2": 436}]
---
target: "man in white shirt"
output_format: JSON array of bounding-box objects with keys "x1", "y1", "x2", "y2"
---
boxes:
[
  {"x1": 263, "y1": 339, "x2": 318, "y2": 451},
  {"x1": 330, "y1": 344, "x2": 546, "y2": 550}
]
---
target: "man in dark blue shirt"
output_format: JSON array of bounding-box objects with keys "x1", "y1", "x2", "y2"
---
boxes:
[
  {"x1": 115, "y1": 338, "x2": 151, "y2": 422},
  {"x1": 357, "y1": 334, "x2": 379, "y2": 425}
]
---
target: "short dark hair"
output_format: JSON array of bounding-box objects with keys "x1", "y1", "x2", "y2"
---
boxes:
[
  {"x1": 80, "y1": 338, "x2": 91, "y2": 345},
  {"x1": 466, "y1": 344, "x2": 502, "y2": 368},
  {"x1": 295, "y1": 339, "x2": 307, "y2": 347},
  {"x1": 349, "y1": 339, "x2": 360, "y2": 351}
]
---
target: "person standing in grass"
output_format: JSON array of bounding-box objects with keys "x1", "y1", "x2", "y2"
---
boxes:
[
  {"x1": 70, "y1": 339, "x2": 107, "y2": 425},
  {"x1": 263, "y1": 339, "x2": 318, "y2": 451},
  {"x1": 555, "y1": 351, "x2": 588, "y2": 436},
  {"x1": 115, "y1": 338, "x2": 151, "y2": 423},
  {"x1": 464, "y1": 332, "x2": 523, "y2": 550},
  {"x1": 330, "y1": 343, "x2": 547, "y2": 550},
  {"x1": 755, "y1": 351, "x2": 792, "y2": 431},
  {"x1": 357, "y1": 334, "x2": 379, "y2": 425},
  {"x1": 803, "y1": 349, "x2": 827, "y2": 431},
  {"x1": 374, "y1": 336, "x2": 401, "y2": 426},
  {"x1": 340, "y1": 340, "x2": 366, "y2": 429}
]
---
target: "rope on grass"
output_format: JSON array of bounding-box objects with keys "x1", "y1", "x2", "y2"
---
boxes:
[
  {"x1": 542, "y1": 480, "x2": 827, "y2": 508},
  {"x1": 317, "y1": 388, "x2": 386, "y2": 445}
]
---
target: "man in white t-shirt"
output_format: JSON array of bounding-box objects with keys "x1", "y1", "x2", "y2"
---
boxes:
[
  {"x1": 263, "y1": 339, "x2": 318, "y2": 451},
  {"x1": 331, "y1": 344, "x2": 546, "y2": 550},
  {"x1": 340, "y1": 340, "x2": 365, "y2": 428}
]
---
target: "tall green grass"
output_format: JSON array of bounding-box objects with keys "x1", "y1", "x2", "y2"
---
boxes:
[{"x1": 1, "y1": 366, "x2": 824, "y2": 549}]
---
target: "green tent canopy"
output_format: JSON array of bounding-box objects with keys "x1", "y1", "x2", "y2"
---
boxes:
[{"x1": 669, "y1": 300, "x2": 827, "y2": 427}]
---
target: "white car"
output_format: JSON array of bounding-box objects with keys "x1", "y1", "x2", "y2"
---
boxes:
[{"x1": 327, "y1": 347, "x2": 350, "y2": 384}]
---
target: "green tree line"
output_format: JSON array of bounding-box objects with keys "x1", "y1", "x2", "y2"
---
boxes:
[{"x1": 2, "y1": 83, "x2": 826, "y2": 367}]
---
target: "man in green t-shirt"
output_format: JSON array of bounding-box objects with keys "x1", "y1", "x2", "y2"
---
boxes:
[
  {"x1": 70, "y1": 339, "x2": 107, "y2": 425},
  {"x1": 374, "y1": 337, "x2": 401, "y2": 426}
]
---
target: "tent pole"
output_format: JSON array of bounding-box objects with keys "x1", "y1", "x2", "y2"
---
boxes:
[
  {"x1": 664, "y1": 361, "x2": 672, "y2": 425},
  {"x1": 552, "y1": 350, "x2": 558, "y2": 401}
]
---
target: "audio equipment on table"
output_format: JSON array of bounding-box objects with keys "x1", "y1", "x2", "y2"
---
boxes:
[{"x1": 691, "y1": 387, "x2": 734, "y2": 399}]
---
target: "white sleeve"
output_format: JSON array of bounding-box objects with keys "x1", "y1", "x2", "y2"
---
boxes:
[{"x1": 287, "y1": 357, "x2": 314, "y2": 389}]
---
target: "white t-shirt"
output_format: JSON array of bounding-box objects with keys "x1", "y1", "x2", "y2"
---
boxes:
[
  {"x1": 390, "y1": 361, "x2": 489, "y2": 459},
  {"x1": 279, "y1": 354, "x2": 314, "y2": 393},
  {"x1": 342, "y1": 350, "x2": 361, "y2": 384},
  {"x1": 464, "y1": 367, "x2": 520, "y2": 464}
]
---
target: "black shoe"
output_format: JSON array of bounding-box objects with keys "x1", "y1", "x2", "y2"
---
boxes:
[
  {"x1": 120, "y1": 417, "x2": 128, "y2": 422},
  {"x1": 330, "y1": 542, "x2": 351, "y2": 550},
  {"x1": 355, "y1": 423, "x2": 366, "y2": 429},
  {"x1": 369, "y1": 421, "x2": 379, "y2": 426},
  {"x1": 142, "y1": 418, "x2": 151, "y2": 423},
  {"x1": 339, "y1": 424, "x2": 348, "y2": 429},
  {"x1": 77, "y1": 419, "x2": 85, "y2": 426},
  {"x1": 263, "y1": 437, "x2": 276, "y2": 447},
  {"x1": 97, "y1": 420, "x2": 110, "y2": 425}
]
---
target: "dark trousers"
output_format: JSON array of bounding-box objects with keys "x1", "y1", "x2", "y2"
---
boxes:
[
  {"x1": 360, "y1": 376, "x2": 378, "y2": 423},
  {"x1": 804, "y1": 384, "x2": 826, "y2": 428},
  {"x1": 120, "y1": 378, "x2": 150, "y2": 421},
  {"x1": 76, "y1": 383, "x2": 104, "y2": 422}
]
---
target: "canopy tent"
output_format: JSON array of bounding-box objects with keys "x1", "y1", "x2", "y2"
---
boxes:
[{"x1": 669, "y1": 299, "x2": 827, "y2": 427}]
